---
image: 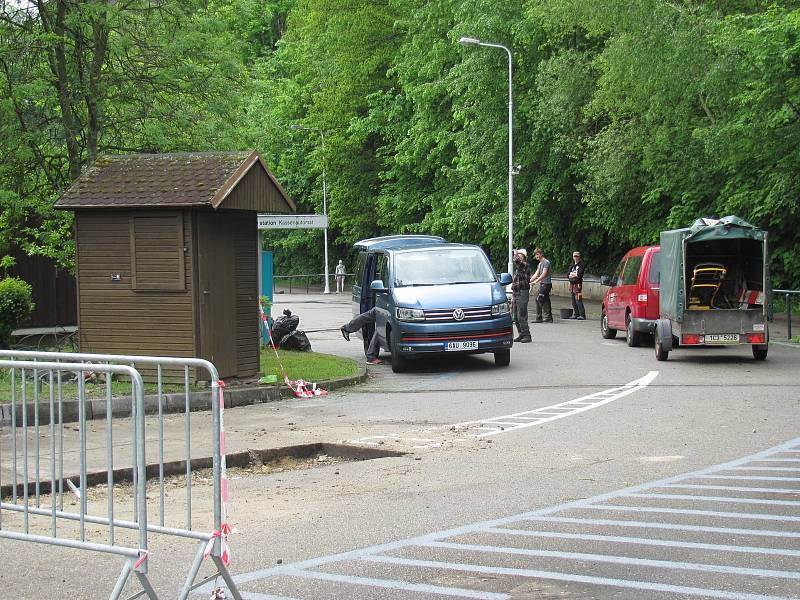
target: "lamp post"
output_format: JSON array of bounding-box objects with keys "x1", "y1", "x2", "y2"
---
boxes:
[
  {"x1": 290, "y1": 124, "x2": 330, "y2": 294},
  {"x1": 458, "y1": 36, "x2": 516, "y2": 275}
]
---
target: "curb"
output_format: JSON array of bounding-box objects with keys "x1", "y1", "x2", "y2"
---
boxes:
[{"x1": 0, "y1": 367, "x2": 368, "y2": 427}]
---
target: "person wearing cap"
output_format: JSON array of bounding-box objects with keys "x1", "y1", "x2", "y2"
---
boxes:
[
  {"x1": 568, "y1": 251, "x2": 586, "y2": 320},
  {"x1": 511, "y1": 248, "x2": 532, "y2": 342}
]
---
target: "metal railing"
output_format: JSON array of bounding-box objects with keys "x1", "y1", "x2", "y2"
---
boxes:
[
  {"x1": 774, "y1": 289, "x2": 800, "y2": 339},
  {"x1": 273, "y1": 273, "x2": 352, "y2": 294},
  {"x1": 0, "y1": 350, "x2": 242, "y2": 600}
]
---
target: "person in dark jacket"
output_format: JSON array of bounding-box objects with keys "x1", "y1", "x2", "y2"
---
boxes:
[
  {"x1": 568, "y1": 251, "x2": 586, "y2": 320},
  {"x1": 511, "y1": 249, "x2": 532, "y2": 342}
]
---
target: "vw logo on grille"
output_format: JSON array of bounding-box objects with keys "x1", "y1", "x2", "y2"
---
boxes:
[{"x1": 453, "y1": 308, "x2": 465, "y2": 321}]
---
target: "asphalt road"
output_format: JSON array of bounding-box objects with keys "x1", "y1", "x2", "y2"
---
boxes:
[
  {"x1": 218, "y1": 293, "x2": 799, "y2": 600},
  {"x1": 2, "y1": 292, "x2": 799, "y2": 599}
]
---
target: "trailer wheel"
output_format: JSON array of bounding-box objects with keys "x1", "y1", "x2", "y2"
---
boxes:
[
  {"x1": 655, "y1": 335, "x2": 669, "y2": 361},
  {"x1": 752, "y1": 344, "x2": 768, "y2": 361}
]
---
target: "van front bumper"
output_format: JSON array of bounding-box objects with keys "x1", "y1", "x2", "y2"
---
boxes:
[{"x1": 396, "y1": 321, "x2": 513, "y2": 355}]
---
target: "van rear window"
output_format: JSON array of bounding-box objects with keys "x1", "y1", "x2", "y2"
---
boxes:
[
  {"x1": 622, "y1": 256, "x2": 643, "y2": 285},
  {"x1": 649, "y1": 251, "x2": 660, "y2": 284}
]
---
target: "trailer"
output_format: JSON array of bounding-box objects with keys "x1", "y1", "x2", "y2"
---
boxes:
[{"x1": 654, "y1": 216, "x2": 770, "y2": 361}]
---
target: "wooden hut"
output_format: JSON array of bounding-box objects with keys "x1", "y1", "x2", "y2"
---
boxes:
[{"x1": 56, "y1": 151, "x2": 295, "y2": 379}]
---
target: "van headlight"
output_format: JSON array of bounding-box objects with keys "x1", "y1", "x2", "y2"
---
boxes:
[
  {"x1": 492, "y1": 301, "x2": 511, "y2": 316},
  {"x1": 396, "y1": 307, "x2": 425, "y2": 321}
]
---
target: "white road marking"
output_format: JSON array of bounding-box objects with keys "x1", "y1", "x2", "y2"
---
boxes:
[
  {"x1": 480, "y1": 526, "x2": 800, "y2": 556},
  {"x1": 453, "y1": 371, "x2": 659, "y2": 437},
  {"x1": 416, "y1": 540, "x2": 800, "y2": 579},
  {"x1": 348, "y1": 371, "x2": 659, "y2": 446},
  {"x1": 219, "y1": 437, "x2": 800, "y2": 600}
]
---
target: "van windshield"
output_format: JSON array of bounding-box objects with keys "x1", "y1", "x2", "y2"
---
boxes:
[{"x1": 394, "y1": 248, "x2": 496, "y2": 287}]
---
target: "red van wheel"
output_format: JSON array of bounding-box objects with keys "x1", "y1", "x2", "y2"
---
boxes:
[
  {"x1": 601, "y1": 307, "x2": 617, "y2": 339},
  {"x1": 626, "y1": 314, "x2": 643, "y2": 347}
]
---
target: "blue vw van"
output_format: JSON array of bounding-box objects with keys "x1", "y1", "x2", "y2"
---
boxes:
[{"x1": 352, "y1": 235, "x2": 513, "y2": 372}]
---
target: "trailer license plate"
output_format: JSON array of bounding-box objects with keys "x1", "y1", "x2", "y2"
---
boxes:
[
  {"x1": 706, "y1": 334, "x2": 739, "y2": 344},
  {"x1": 446, "y1": 341, "x2": 478, "y2": 351}
]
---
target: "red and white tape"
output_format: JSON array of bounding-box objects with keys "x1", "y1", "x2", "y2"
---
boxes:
[{"x1": 259, "y1": 302, "x2": 327, "y2": 398}]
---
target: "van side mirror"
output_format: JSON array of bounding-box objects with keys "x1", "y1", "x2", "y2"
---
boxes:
[
  {"x1": 600, "y1": 275, "x2": 612, "y2": 286},
  {"x1": 498, "y1": 273, "x2": 512, "y2": 285},
  {"x1": 370, "y1": 280, "x2": 388, "y2": 293}
]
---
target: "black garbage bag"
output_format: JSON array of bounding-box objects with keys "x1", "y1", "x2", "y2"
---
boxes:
[
  {"x1": 279, "y1": 330, "x2": 312, "y2": 352},
  {"x1": 271, "y1": 309, "x2": 300, "y2": 341}
]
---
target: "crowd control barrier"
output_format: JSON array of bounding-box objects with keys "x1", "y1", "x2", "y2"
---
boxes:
[{"x1": 0, "y1": 350, "x2": 242, "y2": 600}]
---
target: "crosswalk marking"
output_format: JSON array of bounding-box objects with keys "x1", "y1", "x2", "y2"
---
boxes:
[
  {"x1": 480, "y1": 527, "x2": 800, "y2": 556},
  {"x1": 220, "y1": 437, "x2": 800, "y2": 600}
]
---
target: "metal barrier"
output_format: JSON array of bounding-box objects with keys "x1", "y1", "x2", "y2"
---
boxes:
[
  {"x1": 0, "y1": 359, "x2": 154, "y2": 598},
  {"x1": 273, "y1": 272, "x2": 351, "y2": 294},
  {"x1": 774, "y1": 289, "x2": 799, "y2": 339},
  {"x1": 0, "y1": 350, "x2": 242, "y2": 600}
]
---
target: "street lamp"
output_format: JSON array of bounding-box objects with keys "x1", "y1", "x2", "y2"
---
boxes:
[
  {"x1": 458, "y1": 36, "x2": 516, "y2": 275},
  {"x1": 290, "y1": 124, "x2": 331, "y2": 294}
]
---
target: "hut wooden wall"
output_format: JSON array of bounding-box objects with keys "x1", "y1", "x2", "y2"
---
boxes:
[
  {"x1": 75, "y1": 210, "x2": 195, "y2": 358},
  {"x1": 223, "y1": 164, "x2": 290, "y2": 213},
  {"x1": 232, "y1": 212, "x2": 259, "y2": 377}
]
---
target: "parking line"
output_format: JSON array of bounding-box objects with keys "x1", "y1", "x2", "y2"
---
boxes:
[
  {"x1": 480, "y1": 527, "x2": 800, "y2": 557},
  {"x1": 663, "y1": 483, "x2": 800, "y2": 494},
  {"x1": 218, "y1": 436, "x2": 800, "y2": 600},
  {"x1": 284, "y1": 567, "x2": 509, "y2": 600},
  {"x1": 519, "y1": 515, "x2": 800, "y2": 538},
  {"x1": 360, "y1": 556, "x2": 796, "y2": 600},
  {"x1": 624, "y1": 493, "x2": 800, "y2": 506},
  {"x1": 589, "y1": 505, "x2": 800, "y2": 521},
  {"x1": 417, "y1": 540, "x2": 800, "y2": 579}
]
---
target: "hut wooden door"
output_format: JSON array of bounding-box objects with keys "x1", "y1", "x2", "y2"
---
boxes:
[{"x1": 197, "y1": 212, "x2": 237, "y2": 378}]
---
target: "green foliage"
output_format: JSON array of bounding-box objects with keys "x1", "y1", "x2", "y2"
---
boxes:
[
  {"x1": 2, "y1": 0, "x2": 800, "y2": 288},
  {"x1": 0, "y1": 276, "x2": 34, "y2": 348}
]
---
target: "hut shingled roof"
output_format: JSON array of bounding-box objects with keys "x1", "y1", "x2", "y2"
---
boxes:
[{"x1": 56, "y1": 151, "x2": 295, "y2": 211}]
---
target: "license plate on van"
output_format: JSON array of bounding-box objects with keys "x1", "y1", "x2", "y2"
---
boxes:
[
  {"x1": 446, "y1": 341, "x2": 478, "y2": 351},
  {"x1": 706, "y1": 334, "x2": 739, "y2": 344}
]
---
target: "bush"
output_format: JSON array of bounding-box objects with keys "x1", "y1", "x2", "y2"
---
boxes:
[{"x1": 0, "y1": 277, "x2": 35, "y2": 348}]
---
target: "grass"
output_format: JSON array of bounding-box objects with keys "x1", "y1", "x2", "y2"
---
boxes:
[
  {"x1": 260, "y1": 347, "x2": 359, "y2": 382},
  {"x1": 0, "y1": 370, "x2": 188, "y2": 403},
  {"x1": 0, "y1": 347, "x2": 359, "y2": 403}
]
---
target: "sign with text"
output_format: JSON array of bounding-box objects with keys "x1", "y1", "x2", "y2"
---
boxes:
[{"x1": 257, "y1": 214, "x2": 328, "y2": 229}]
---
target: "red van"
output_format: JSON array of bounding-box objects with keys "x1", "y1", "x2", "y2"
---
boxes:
[{"x1": 600, "y1": 245, "x2": 661, "y2": 346}]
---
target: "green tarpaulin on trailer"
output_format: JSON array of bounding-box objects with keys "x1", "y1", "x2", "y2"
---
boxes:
[{"x1": 659, "y1": 216, "x2": 767, "y2": 321}]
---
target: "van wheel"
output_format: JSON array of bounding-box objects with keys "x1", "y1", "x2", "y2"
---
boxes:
[
  {"x1": 494, "y1": 349, "x2": 510, "y2": 367},
  {"x1": 655, "y1": 336, "x2": 669, "y2": 361},
  {"x1": 752, "y1": 344, "x2": 768, "y2": 361},
  {"x1": 626, "y1": 314, "x2": 642, "y2": 347},
  {"x1": 389, "y1": 333, "x2": 409, "y2": 373},
  {"x1": 601, "y1": 308, "x2": 617, "y2": 339}
]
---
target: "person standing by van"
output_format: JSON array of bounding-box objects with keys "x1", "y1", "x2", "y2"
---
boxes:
[
  {"x1": 511, "y1": 249, "x2": 532, "y2": 342},
  {"x1": 530, "y1": 248, "x2": 553, "y2": 323},
  {"x1": 568, "y1": 251, "x2": 586, "y2": 320}
]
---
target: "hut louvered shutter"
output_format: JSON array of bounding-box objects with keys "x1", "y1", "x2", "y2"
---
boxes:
[{"x1": 130, "y1": 212, "x2": 185, "y2": 291}]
